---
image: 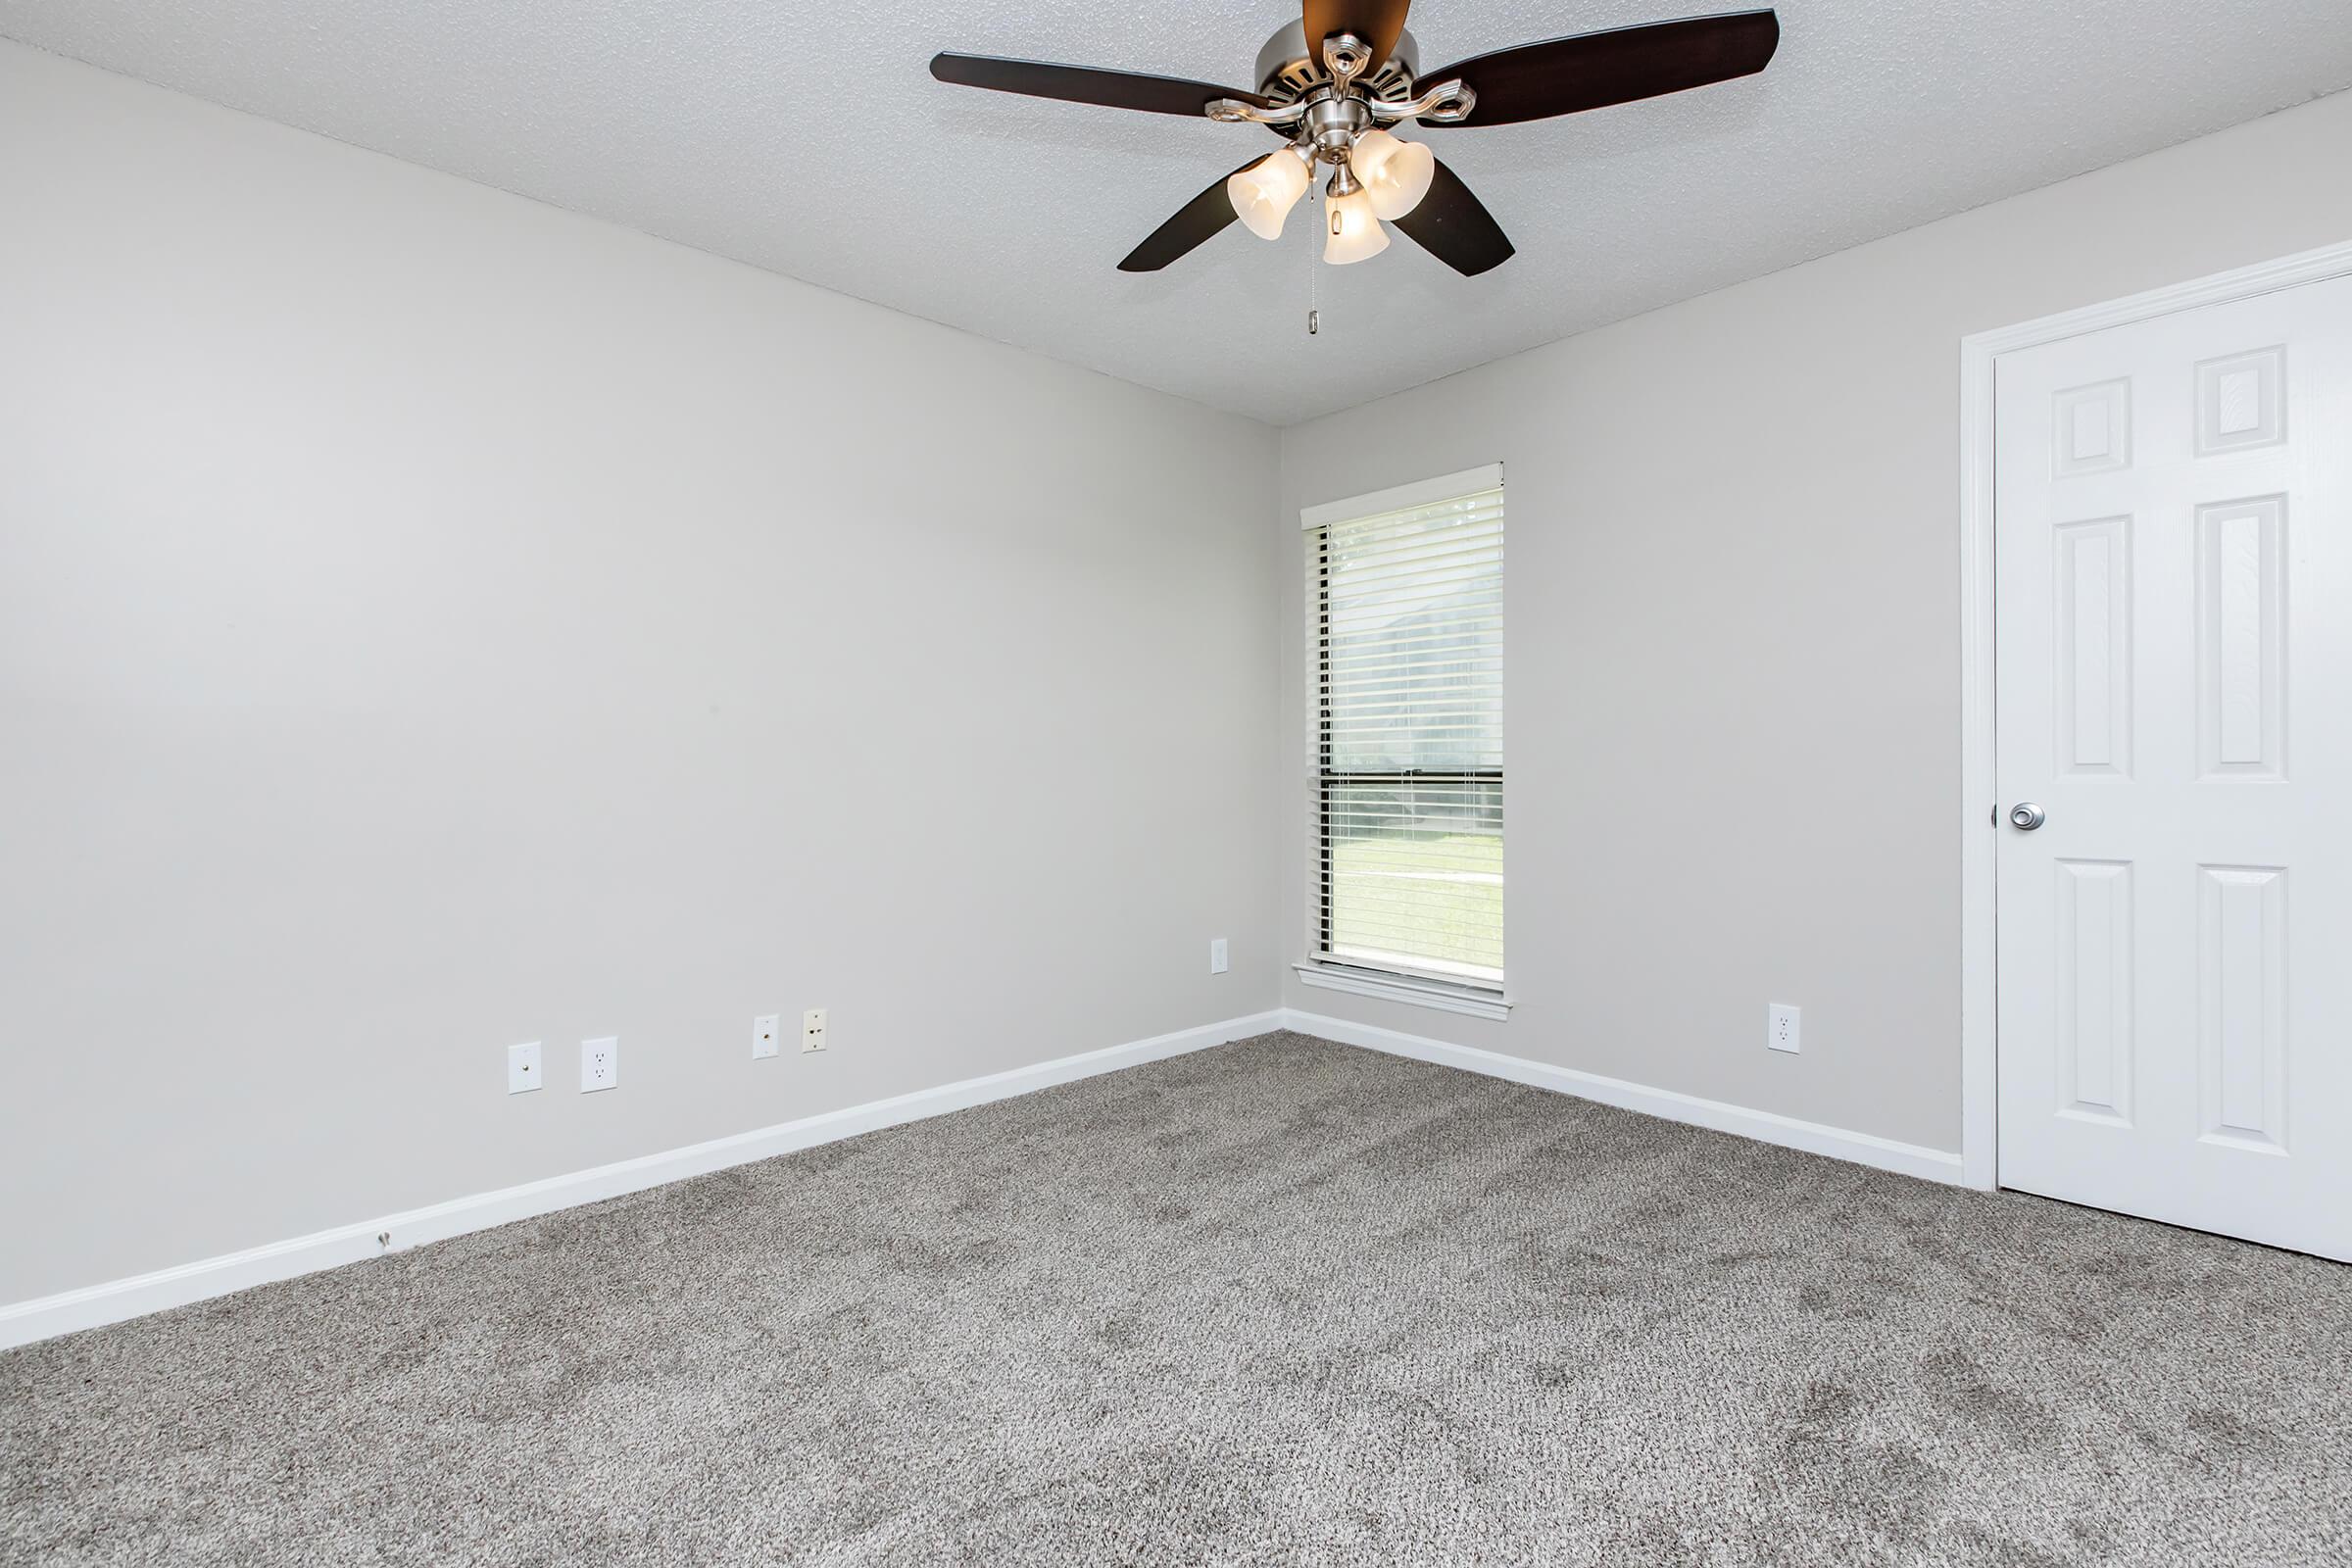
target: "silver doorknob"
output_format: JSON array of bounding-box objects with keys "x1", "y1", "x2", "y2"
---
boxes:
[{"x1": 2009, "y1": 803, "x2": 2046, "y2": 831}]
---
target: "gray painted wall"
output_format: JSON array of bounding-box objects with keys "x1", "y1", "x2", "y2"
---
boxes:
[
  {"x1": 1279, "y1": 89, "x2": 2352, "y2": 1154},
  {"x1": 0, "y1": 44, "x2": 1281, "y2": 1303}
]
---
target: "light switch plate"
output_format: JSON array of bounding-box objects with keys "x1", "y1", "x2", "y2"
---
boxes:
[{"x1": 1209, "y1": 938, "x2": 1229, "y2": 975}]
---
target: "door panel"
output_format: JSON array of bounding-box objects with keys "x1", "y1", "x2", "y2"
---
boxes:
[{"x1": 1995, "y1": 273, "x2": 2352, "y2": 1260}]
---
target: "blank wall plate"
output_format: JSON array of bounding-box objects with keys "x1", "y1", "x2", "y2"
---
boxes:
[
  {"x1": 580, "y1": 1036, "x2": 619, "y2": 1091},
  {"x1": 753, "y1": 1014, "x2": 779, "y2": 1058},
  {"x1": 1767, "y1": 1004, "x2": 1801, "y2": 1054},
  {"x1": 507, "y1": 1042, "x2": 542, "y2": 1095},
  {"x1": 1209, "y1": 938, "x2": 1229, "y2": 974}
]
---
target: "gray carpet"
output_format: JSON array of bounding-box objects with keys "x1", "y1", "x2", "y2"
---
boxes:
[{"x1": 6, "y1": 1031, "x2": 2350, "y2": 1566}]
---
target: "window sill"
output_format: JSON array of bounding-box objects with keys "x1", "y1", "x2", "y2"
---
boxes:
[{"x1": 1292, "y1": 962, "x2": 1512, "y2": 1022}]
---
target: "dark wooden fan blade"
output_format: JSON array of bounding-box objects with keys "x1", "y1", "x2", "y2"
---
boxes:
[
  {"x1": 1417, "y1": 10, "x2": 1779, "y2": 128},
  {"x1": 1392, "y1": 159, "x2": 1514, "y2": 276},
  {"x1": 1118, "y1": 161, "x2": 1263, "y2": 272},
  {"x1": 929, "y1": 53, "x2": 1266, "y2": 117},
  {"x1": 1302, "y1": 0, "x2": 1413, "y2": 75}
]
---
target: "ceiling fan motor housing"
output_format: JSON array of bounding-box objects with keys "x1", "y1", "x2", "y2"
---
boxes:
[{"x1": 1253, "y1": 21, "x2": 1420, "y2": 109}]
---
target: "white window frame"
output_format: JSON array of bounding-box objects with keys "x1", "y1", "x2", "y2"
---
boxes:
[{"x1": 1296, "y1": 463, "x2": 1510, "y2": 1022}]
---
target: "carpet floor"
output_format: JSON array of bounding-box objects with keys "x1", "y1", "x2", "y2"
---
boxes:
[{"x1": 5, "y1": 1030, "x2": 2349, "y2": 1566}]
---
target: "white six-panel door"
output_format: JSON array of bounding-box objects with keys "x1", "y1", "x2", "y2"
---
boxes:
[{"x1": 1995, "y1": 272, "x2": 2351, "y2": 1261}]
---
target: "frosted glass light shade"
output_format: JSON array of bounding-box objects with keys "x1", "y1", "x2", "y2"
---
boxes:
[
  {"x1": 1322, "y1": 188, "x2": 1389, "y2": 265},
  {"x1": 1226, "y1": 148, "x2": 1311, "y2": 241},
  {"x1": 1351, "y1": 128, "x2": 1435, "y2": 221}
]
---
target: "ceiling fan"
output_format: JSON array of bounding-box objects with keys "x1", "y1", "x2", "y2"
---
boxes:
[{"x1": 930, "y1": 5, "x2": 1780, "y2": 277}]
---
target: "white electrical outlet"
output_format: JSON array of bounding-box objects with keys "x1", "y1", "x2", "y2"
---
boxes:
[
  {"x1": 802, "y1": 1008, "x2": 827, "y2": 1054},
  {"x1": 507, "y1": 1041, "x2": 542, "y2": 1095},
  {"x1": 580, "y1": 1036, "x2": 619, "y2": 1091},
  {"x1": 1767, "y1": 1004, "x2": 1801, "y2": 1054},
  {"x1": 753, "y1": 1013, "x2": 780, "y2": 1058},
  {"x1": 1209, "y1": 938, "x2": 1229, "y2": 975}
]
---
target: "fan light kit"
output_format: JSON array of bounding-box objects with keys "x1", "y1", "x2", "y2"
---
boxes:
[{"x1": 932, "y1": 5, "x2": 1780, "y2": 277}]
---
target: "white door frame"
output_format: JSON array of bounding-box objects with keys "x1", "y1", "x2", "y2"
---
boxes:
[{"x1": 1957, "y1": 237, "x2": 2352, "y2": 1191}]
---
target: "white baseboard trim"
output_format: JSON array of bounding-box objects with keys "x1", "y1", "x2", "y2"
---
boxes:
[
  {"x1": 0, "y1": 1009, "x2": 1283, "y2": 1351},
  {"x1": 1279, "y1": 1007, "x2": 1965, "y2": 1187},
  {"x1": 1, "y1": 1006, "x2": 1965, "y2": 1348}
]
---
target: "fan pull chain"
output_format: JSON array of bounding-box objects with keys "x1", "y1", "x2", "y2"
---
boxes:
[{"x1": 1304, "y1": 183, "x2": 1320, "y2": 336}]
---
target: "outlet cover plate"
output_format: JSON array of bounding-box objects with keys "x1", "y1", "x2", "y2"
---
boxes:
[
  {"x1": 1767, "y1": 1004, "x2": 1801, "y2": 1054},
  {"x1": 802, "y1": 1008, "x2": 827, "y2": 1053},
  {"x1": 1209, "y1": 938, "x2": 1229, "y2": 974},
  {"x1": 507, "y1": 1041, "x2": 542, "y2": 1095},
  {"x1": 581, "y1": 1036, "x2": 619, "y2": 1091},
  {"x1": 753, "y1": 1013, "x2": 780, "y2": 1058}
]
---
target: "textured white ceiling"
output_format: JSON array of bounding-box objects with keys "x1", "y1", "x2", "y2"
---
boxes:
[{"x1": 5, "y1": 1, "x2": 2349, "y2": 422}]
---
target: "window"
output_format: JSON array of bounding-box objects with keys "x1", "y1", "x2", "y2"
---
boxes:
[{"x1": 1302, "y1": 466, "x2": 1504, "y2": 1010}]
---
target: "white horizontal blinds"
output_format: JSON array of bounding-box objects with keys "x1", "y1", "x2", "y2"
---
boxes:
[{"x1": 1311, "y1": 482, "x2": 1503, "y2": 987}]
